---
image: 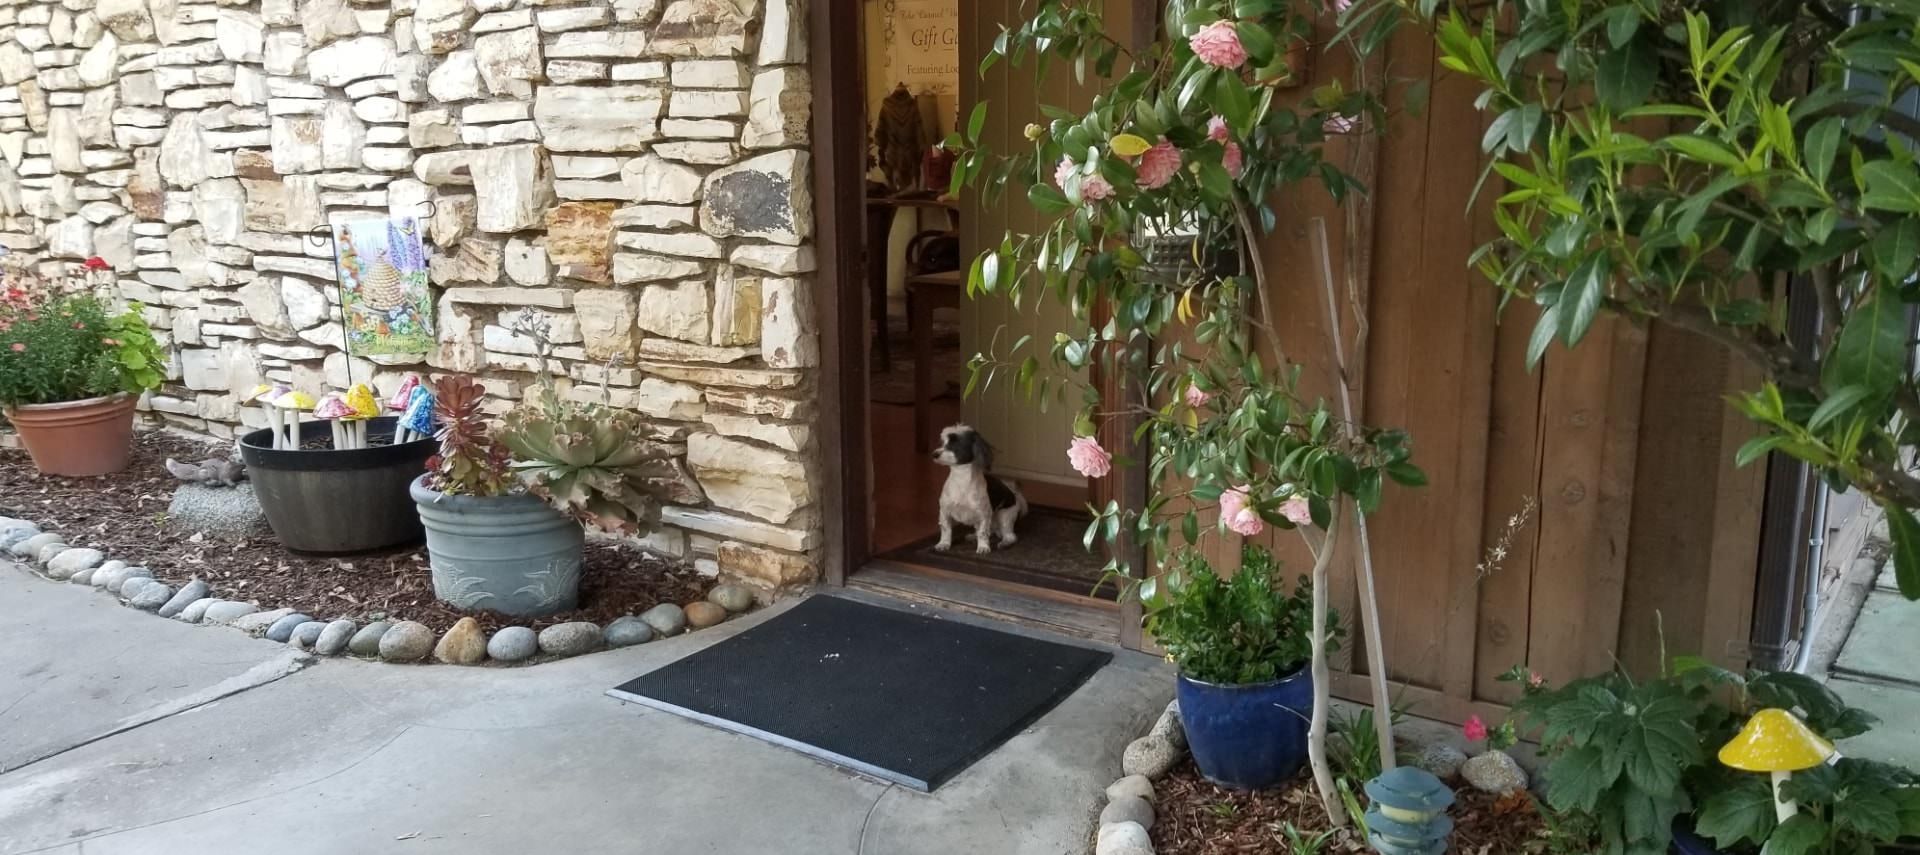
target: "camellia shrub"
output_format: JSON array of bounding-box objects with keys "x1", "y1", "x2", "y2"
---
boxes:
[
  {"x1": 947, "y1": 0, "x2": 1421, "y2": 821},
  {"x1": 1422, "y1": 0, "x2": 1920, "y2": 597}
]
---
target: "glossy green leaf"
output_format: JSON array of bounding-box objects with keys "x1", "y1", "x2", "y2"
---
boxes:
[
  {"x1": 1823, "y1": 291, "x2": 1907, "y2": 397},
  {"x1": 1861, "y1": 160, "x2": 1920, "y2": 213},
  {"x1": 1883, "y1": 500, "x2": 1920, "y2": 600},
  {"x1": 1595, "y1": 36, "x2": 1657, "y2": 111}
]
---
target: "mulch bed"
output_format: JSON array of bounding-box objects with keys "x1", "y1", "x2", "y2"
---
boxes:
[
  {"x1": 1, "y1": 429, "x2": 712, "y2": 634},
  {"x1": 1151, "y1": 759, "x2": 1548, "y2": 855}
]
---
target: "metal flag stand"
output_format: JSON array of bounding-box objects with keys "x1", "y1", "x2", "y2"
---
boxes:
[{"x1": 302, "y1": 200, "x2": 439, "y2": 388}]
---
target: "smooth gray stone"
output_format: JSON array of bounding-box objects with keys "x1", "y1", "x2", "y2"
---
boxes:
[
  {"x1": 130, "y1": 583, "x2": 173, "y2": 612},
  {"x1": 706, "y1": 584, "x2": 755, "y2": 613},
  {"x1": 231, "y1": 608, "x2": 293, "y2": 636},
  {"x1": 35, "y1": 542, "x2": 71, "y2": 565},
  {"x1": 638, "y1": 603, "x2": 687, "y2": 638},
  {"x1": 158, "y1": 580, "x2": 211, "y2": 618},
  {"x1": 0, "y1": 516, "x2": 31, "y2": 531},
  {"x1": 91, "y1": 560, "x2": 126, "y2": 587},
  {"x1": 1099, "y1": 795, "x2": 1154, "y2": 831},
  {"x1": 0, "y1": 525, "x2": 40, "y2": 549},
  {"x1": 67, "y1": 567, "x2": 98, "y2": 585},
  {"x1": 485, "y1": 626, "x2": 537, "y2": 662},
  {"x1": 348, "y1": 621, "x2": 392, "y2": 656},
  {"x1": 119, "y1": 577, "x2": 155, "y2": 599},
  {"x1": 103, "y1": 565, "x2": 151, "y2": 594},
  {"x1": 537, "y1": 621, "x2": 603, "y2": 657},
  {"x1": 314, "y1": 620, "x2": 358, "y2": 655},
  {"x1": 12, "y1": 532, "x2": 62, "y2": 558},
  {"x1": 378, "y1": 621, "x2": 434, "y2": 662},
  {"x1": 603, "y1": 616, "x2": 654, "y2": 648},
  {"x1": 46, "y1": 548, "x2": 104, "y2": 579},
  {"x1": 289, "y1": 621, "x2": 327, "y2": 648},
  {"x1": 176, "y1": 597, "x2": 219, "y2": 623},
  {"x1": 202, "y1": 601, "x2": 260, "y2": 625},
  {"x1": 265, "y1": 613, "x2": 313, "y2": 643}
]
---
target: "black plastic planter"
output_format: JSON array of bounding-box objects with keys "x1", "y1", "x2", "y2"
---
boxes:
[{"x1": 238, "y1": 416, "x2": 435, "y2": 554}]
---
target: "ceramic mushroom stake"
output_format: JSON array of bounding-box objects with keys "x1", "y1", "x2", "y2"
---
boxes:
[
  {"x1": 399, "y1": 384, "x2": 436, "y2": 444},
  {"x1": 1719, "y1": 708, "x2": 1835, "y2": 823},
  {"x1": 273, "y1": 390, "x2": 317, "y2": 450},
  {"x1": 344, "y1": 383, "x2": 379, "y2": 448},
  {"x1": 313, "y1": 393, "x2": 354, "y2": 450},
  {"x1": 247, "y1": 384, "x2": 290, "y2": 449}
]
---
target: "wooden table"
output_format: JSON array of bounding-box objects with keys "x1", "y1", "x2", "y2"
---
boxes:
[{"x1": 865, "y1": 195, "x2": 959, "y2": 374}]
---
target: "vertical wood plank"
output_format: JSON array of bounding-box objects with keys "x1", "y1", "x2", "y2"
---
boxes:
[{"x1": 1473, "y1": 301, "x2": 1546, "y2": 704}]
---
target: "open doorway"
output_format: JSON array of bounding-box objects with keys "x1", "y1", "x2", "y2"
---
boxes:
[{"x1": 850, "y1": 0, "x2": 1116, "y2": 601}]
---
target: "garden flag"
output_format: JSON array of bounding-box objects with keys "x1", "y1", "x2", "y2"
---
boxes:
[{"x1": 332, "y1": 217, "x2": 433, "y2": 357}]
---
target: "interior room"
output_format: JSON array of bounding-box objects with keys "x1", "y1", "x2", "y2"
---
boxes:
[{"x1": 856, "y1": 0, "x2": 1112, "y2": 599}]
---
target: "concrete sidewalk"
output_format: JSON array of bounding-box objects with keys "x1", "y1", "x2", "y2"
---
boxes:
[{"x1": 0, "y1": 563, "x2": 1170, "y2": 855}]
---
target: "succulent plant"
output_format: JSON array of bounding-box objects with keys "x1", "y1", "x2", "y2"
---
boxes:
[
  {"x1": 497, "y1": 387, "x2": 663, "y2": 534},
  {"x1": 425, "y1": 374, "x2": 514, "y2": 497}
]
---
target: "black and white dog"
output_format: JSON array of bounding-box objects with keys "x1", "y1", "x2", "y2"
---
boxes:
[{"x1": 931, "y1": 424, "x2": 1029, "y2": 553}]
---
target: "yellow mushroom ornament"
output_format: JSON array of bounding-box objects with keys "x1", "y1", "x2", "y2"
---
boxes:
[{"x1": 1718, "y1": 708, "x2": 1835, "y2": 823}]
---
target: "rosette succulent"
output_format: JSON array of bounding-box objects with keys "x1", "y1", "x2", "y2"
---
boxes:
[{"x1": 497, "y1": 389, "x2": 663, "y2": 534}]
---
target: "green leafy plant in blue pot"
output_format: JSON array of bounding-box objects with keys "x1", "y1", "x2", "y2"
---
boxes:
[{"x1": 1144, "y1": 544, "x2": 1342, "y2": 789}]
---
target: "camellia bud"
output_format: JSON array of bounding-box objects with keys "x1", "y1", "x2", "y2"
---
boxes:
[{"x1": 1024, "y1": 123, "x2": 1046, "y2": 141}]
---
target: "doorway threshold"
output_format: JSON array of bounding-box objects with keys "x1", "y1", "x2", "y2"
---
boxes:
[{"x1": 848, "y1": 559, "x2": 1123, "y2": 645}]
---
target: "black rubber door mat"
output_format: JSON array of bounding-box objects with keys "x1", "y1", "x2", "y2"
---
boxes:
[{"x1": 607, "y1": 595, "x2": 1113, "y2": 791}]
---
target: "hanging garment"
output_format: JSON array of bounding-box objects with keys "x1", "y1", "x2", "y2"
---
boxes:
[{"x1": 874, "y1": 84, "x2": 926, "y2": 192}]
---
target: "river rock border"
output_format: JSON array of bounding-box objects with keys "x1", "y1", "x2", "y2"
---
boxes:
[
  {"x1": 1, "y1": 515, "x2": 754, "y2": 666},
  {"x1": 1094, "y1": 700, "x2": 1186, "y2": 855}
]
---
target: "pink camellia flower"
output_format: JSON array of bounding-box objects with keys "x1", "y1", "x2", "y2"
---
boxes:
[
  {"x1": 1323, "y1": 114, "x2": 1359, "y2": 135},
  {"x1": 1067, "y1": 435, "x2": 1112, "y2": 478},
  {"x1": 1136, "y1": 140, "x2": 1182, "y2": 190},
  {"x1": 1057, "y1": 156, "x2": 1115, "y2": 203},
  {"x1": 9, "y1": 342, "x2": 24, "y2": 352},
  {"x1": 1207, "y1": 115, "x2": 1231, "y2": 142},
  {"x1": 1222, "y1": 142, "x2": 1245, "y2": 178},
  {"x1": 1527, "y1": 671, "x2": 1545, "y2": 689},
  {"x1": 1190, "y1": 20, "x2": 1248, "y2": 69},
  {"x1": 1227, "y1": 506, "x2": 1264, "y2": 537},
  {"x1": 1080, "y1": 172, "x2": 1115, "y2": 202},
  {"x1": 1184, "y1": 384, "x2": 1212, "y2": 408},
  {"x1": 1218, "y1": 485, "x2": 1265, "y2": 537},
  {"x1": 1279, "y1": 494, "x2": 1312, "y2": 526},
  {"x1": 1463, "y1": 715, "x2": 1489, "y2": 743},
  {"x1": 1331, "y1": 0, "x2": 1354, "y2": 13}
]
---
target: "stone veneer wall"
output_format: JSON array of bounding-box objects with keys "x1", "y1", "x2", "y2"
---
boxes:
[{"x1": 0, "y1": 0, "x2": 824, "y2": 595}]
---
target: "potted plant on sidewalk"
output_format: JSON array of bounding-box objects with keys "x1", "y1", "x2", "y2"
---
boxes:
[
  {"x1": 411, "y1": 312, "x2": 667, "y2": 617},
  {"x1": 1144, "y1": 544, "x2": 1341, "y2": 789},
  {"x1": 0, "y1": 256, "x2": 164, "y2": 477}
]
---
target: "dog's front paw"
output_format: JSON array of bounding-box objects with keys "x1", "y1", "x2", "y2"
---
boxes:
[
  {"x1": 997, "y1": 535, "x2": 1019, "y2": 547},
  {"x1": 974, "y1": 542, "x2": 992, "y2": 554},
  {"x1": 933, "y1": 541, "x2": 952, "y2": 552}
]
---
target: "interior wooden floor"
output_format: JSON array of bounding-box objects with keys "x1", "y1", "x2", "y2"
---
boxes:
[{"x1": 870, "y1": 398, "x2": 961, "y2": 554}]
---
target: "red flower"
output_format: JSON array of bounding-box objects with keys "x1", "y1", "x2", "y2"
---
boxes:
[
  {"x1": 73, "y1": 321, "x2": 86, "y2": 330},
  {"x1": 82, "y1": 256, "x2": 110, "y2": 271},
  {"x1": 9, "y1": 343, "x2": 23, "y2": 352},
  {"x1": 1463, "y1": 714, "x2": 1489, "y2": 742}
]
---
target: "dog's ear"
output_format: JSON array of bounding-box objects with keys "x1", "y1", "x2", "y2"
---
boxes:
[{"x1": 969, "y1": 431, "x2": 994, "y2": 471}]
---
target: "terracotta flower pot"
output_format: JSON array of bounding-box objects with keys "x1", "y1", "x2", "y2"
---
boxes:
[{"x1": 4, "y1": 393, "x2": 137, "y2": 477}]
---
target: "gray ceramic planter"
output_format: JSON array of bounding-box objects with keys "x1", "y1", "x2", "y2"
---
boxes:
[{"x1": 410, "y1": 474, "x2": 585, "y2": 617}]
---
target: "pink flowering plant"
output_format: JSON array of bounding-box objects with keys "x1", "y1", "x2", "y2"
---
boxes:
[
  {"x1": 946, "y1": 0, "x2": 1422, "y2": 823},
  {"x1": 0, "y1": 257, "x2": 163, "y2": 408},
  {"x1": 949, "y1": 0, "x2": 1422, "y2": 573}
]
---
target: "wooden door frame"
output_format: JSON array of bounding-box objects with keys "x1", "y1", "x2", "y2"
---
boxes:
[
  {"x1": 806, "y1": 0, "x2": 1150, "y2": 646},
  {"x1": 810, "y1": 0, "x2": 869, "y2": 588}
]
